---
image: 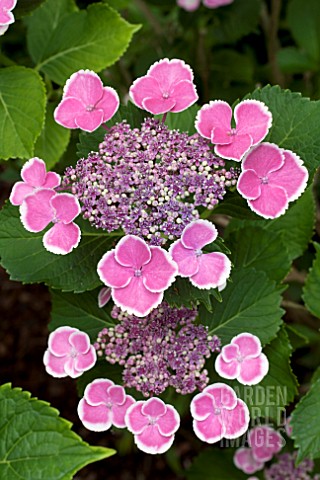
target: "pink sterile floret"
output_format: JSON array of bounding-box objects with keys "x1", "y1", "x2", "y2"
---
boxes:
[
  {"x1": 203, "y1": 0, "x2": 234, "y2": 7},
  {"x1": 0, "y1": 0, "x2": 17, "y2": 26},
  {"x1": 43, "y1": 326, "x2": 96, "y2": 378},
  {"x1": 97, "y1": 235, "x2": 178, "y2": 317},
  {"x1": 54, "y1": 70, "x2": 119, "y2": 132},
  {"x1": 9, "y1": 157, "x2": 61, "y2": 206},
  {"x1": 78, "y1": 378, "x2": 135, "y2": 432},
  {"x1": 248, "y1": 425, "x2": 284, "y2": 462},
  {"x1": 169, "y1": 219, "x2": 231, "y2": 290},
  {"x1": 177, "y1": 0, "x2": 201, "y2": 11},
  {"x1": 125, "y1": 397, "x2": 180, "y2": 454},
  {"x1": 129, "y1": 58, "x2": 198, "y2": 115},
  {"x1": 234, "y1": 447, "x2": 265, "y2": 474},
  {"x1": 237, "y1": 142, "x2": 308, "y2": 219},
  {"x1": 195, "y1": 99, "x2": 272, "y2": 161},
  {"x1": 190, "y1": 382, "x2": 250, "y2": 443},
  {"x1": 215, "y1": 333, "x2": 269, "y2": 385},
  {"x1": 20, "y1": 189, "x2": 81, "y2": 255}
]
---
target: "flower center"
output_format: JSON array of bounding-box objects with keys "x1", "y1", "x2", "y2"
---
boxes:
[
  {"x1": 260, "y1": 176, "x2": 269, "y2": 184},
  {"x1": 162, "y1": 92, "x2": 170, "y2": 99},
  {"x1": 70, "y1": 348, "x2": 78, "y2": 358},
  {"x1": 214, "y1": 408, "x2": 221, "y2": 415},
  {"x1": 134, "y1": 269, "x2": 142, "y2": 277},
  {"x1": 86, "y1": 104, "x2": 95, "y2": 112},
  {"x1": 229, "y1": 128, "x2": 237, "y2": 136},
  {"x1": 148, "y1": 416, "x2": 158, "y2": 425},
  {"x1": 236, "y1": 355, "x2": 244, "y2": 363},
  {"x1": 195, "y1": 249, "x2": 203, "y2": 257}
]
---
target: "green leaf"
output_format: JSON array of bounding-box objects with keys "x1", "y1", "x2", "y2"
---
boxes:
[
  {"x1": 277, "y1": 47, "x2": 317, "y2": 74},
  {"x1": 186, "y1": 449, "x2": 247, "y2": 480},
  {"x1": 249, "y1": 85, "x2": 320, "y2": 177},
  {"x1": 287, "y1": 0, "x2": 320, "y2": 62},
  {"x1": 0, "y1": 203, "x2": 120, "y2": 292},
  {"x1": 27, "y1": 0, "x2": 140, "y2": 85},
  {"x1": 291, "y1": 378, "x2": 320, "y2": 461},
  {"x1": 50, "y1": 289, "x2": 115, "y2": 340},
  {"x1": 0, "y1": 67, "x2": 46, "y2": 160},
  {"x1": 203, "y1": 268, "x2": 285, "y2": 345},
  {"x1": 34, "y1": 102, "x2": 71, "y2": 169},
  {"x1": 164, "y1": 277, "x2": 221, "y2": 312},
  {"x1": 0, "y1": 384, "x2": 115, "y2": 480},
  {"x1": 226, "y1": 226, "x2": 291, "y2": 282},
  {"x1": 302, "y1": 242, "x2": 320, "y2": 318},
  {"x1": 286, "y1": 324, "x2": 309, "y2": 351}
]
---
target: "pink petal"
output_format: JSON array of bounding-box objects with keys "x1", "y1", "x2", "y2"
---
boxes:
[
  {"x1": 95, "y1": 86, "x2": 120, "y2": 122},
  {"x1": 125, "y1": 401, "x2": 149, "y2": 434},
  {"x1": 2, "y1": 0, "x2": 17, "y2": 10},
  {"x1": 248, "y1": 184, "x2": 288, "y2": 219},
  {"x1": 134, "y1": 424, "x2": 175, "y2": 454},
  {"x1": 193, "y1": 413, "x2": 225, "y2": 443},
  {"x1": 142, "y1": 397, "x2": 166, "y2": 418},
  {"x1": 74, "y1": 346, "x2": 97, "y2": 372},
  {"x1": 43, "y1": 222, "x2": 81, "y2": 255},
  {"x1": 235, "y1": 100, "x2": 272, "y2": 145},
  {"x1": 203, "y1": 0, "x2": 234, "y2": 6},
  {"x1": 215, "y1": 133, "x2": 252, "y2": 161},
  {"x1": 48, "y1": 326, "x2": 76, "y2": 356},
  {"x1": 63, "y1": 70, "x2": 103, "y2": 106},
  {"x1": 181, "y1": 220, "x2": 218, "y2": 249},
  {"x1": 0, "y1": 25, "x2": 9, "y2": 35},
  {"x1": 237, "y1": 170, "x2": 261, "y2": 200},
  {"x1": 50, "y1": 193, "x2": 80, "y2": 223},
  {"x1": 54, "y1": 97, "x2": 84, "y2": 129},
  {"x1": 242, "y1": 143, "x2": 284, "y2": 176},
  {"x1": 169, "y1": 240, "x2": 199, "y2": 277},
  {"x1": 238, "y1": 353, "x2": 269, "y2": 385},
  {"x1": 97, "y1": 251, "x2": 133, "y2": 289},
  {"x1": 142, "y1": 96, "x2": 176, "y2": 115},
  {"x1": 75, "y1": 109, "x2": 104, "y2": 133},
  {"x1": 195, "y1": 100, "x2": 232, "y2": 140},
  {"x1": 43, "y1": 350, "x2": 68, "y2": 378},
  {"x1": 148, "y1": 58, "x2": 194, "y2": 87},
  {"x1": 0, "y1": 10, "x2": 14, "y2": 25},
  {"x1": 78, "y1": 398, "x2": 112, "y2": 432},
  {"x1": 157, "y1": 405, "x2": 180, "y2": 436},
  {"x1": 112, "y1": 275, "x2": 163, "y2": 317},
  {"x1": 232, "y1": 333, "x2": 262, "y2": 358},
  {"x1": 142, "y1": 246, "x2": 177, "y2": 292},
  {"x1": 21, "y1": 157, "x2": 47, "y2": 187},
  {"x1": 9, "y1": 182, "x2": 34, "y2": 206},
  {"x1": 64, "y1": 356, "x2": 83, "y2": 378},
  {"x1": 190, "y1": 392, "x2": 215, "y2": 421},
  {"x1": 204, "y1": 383, "x2": 237, "y2": 410},
  {"x1": 20, "y1": 189, "x2": 55, "y2": 232},
  {"x1": 98, "y1": 287, "x2": 111, "y2": 308},
  {"x1": 249, "y1": 426, "x2": 283, "y2": 462},
  {"x1": 223, "y1": 399, "x2": 250, "y2": 439},
  {"x1": 42, "y1": 171, "x2": 61, "y2": 189},
  {"x1": 215, "y1": 355, "x2": 240, "y2": 380},
  {"x1": 177, "y1": 0, "x2": 201, "y2": 11},
  {"x1": 84, "y1": 379, "x2": 114, "y2": 405},
  {"x1": 190, "y1": 252, "x2": 232, "y2": 289},
  {"x1": 112, "y1": 395, "x2": 136, "y2": 428},
  {"x1": 69, "y1": 331, "x2": 90, "y2": 354},
  {"x1": 211, "y1": 127, "x2": 234, "y2": 145},
  {"x1": 221, "y1": 344, "x2": 239, "y2": 362},
  {"x1": 233, "y1": 447, "x2": 265, "y2": 474},
  {"x1": 129, "y1": 76, "x2": 162, "y2": 110},
  {"x1": 108, "y1": 385, "x2": 126, "y2": 406},
  {"x1": 170, "y1": 79, "x2": 198, "y2": 113},
  {"x1": 269, "y1": 149, "x2": 308, "y2": 202},
  {"x1": 115, "y1": 235, "x2": 151, "y2": 268}
]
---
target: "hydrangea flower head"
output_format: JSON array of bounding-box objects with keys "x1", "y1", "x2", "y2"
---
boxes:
[
  {"x1": 97, "y1": 235, "x2": 177, "y2": 317},
  {"x1": 169, "y1": 219, "x2": 232, "y2": 289},
  {"x1": 215, "y1": 333, "x2": 269, "y2": 385},
  {"x1": 190, "y1": 382, "x2": 250, "y2": 443},
  {"x1": 43, "y1": 326, "x2": 96, "y2": 378},
  {"x1": 237, "y1": 142, "x2": 308, "y2": 218},
  {"x1": 195, "y1": 100, "x2": 272, "y2": 161},
  {"x1": 54, "y1": 70, "x2": 119, "y2": 132},
  {"x1": 10, "y1": 157, "x2": 61, "y2": 206},
  {"x1": 233, "y1": 447, "x2": 265, "y2": 474},
  {"x1": 249, "y1": 425, "x2": 284, "y2": 462},
  {"x1": 129, "y1": 58, "x2": 198, "y2": 115},
  {"x1": 125, "y1": 397, "x2": 180, "y2": 454},
  {"x1": 0, "y1": 0, "x2": 17, "y2": 26},
  {"x1": 78, "y1": 378, "x2": 135, "y2": 431},
  {"x1": 264, "y1": 452, "x2": 318, "y2": 480},
  {"x1": 20, "y1": 190, "x2": 81, "y2": 254}
]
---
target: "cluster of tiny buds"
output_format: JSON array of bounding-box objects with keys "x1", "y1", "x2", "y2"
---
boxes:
[
  {"x1": 63, "y1": 118, "x2": 238, "y2": 245},
  {"x1": 264, "y1": 453, "x2": 319, "y2": 480},
  {"x1": 94, "y1": 303, "x2": 221, "y2": 397}
]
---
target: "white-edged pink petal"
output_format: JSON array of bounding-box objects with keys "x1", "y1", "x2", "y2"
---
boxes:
[
  {"x1": 223, "y1": 399, "x2": 250, "y2": 439},
  {"x1": 238, "y1": 353, "x2": 269, "y2": 386},
  {"x1": 9, "y1": 182, "x2": 34, "y2": 206},
  {"x1": 50, "y1": 193, "x2": 81, "y2": 223},
  {"x1": 169, "y1": 240, "x2": 200, "y2": 277},
  {"x1": 215, "y1": 133, "x2": 252, "y2": 161},
  {"x1": 75, "y1": 109, "x2": 104, "y2": 132},
  {"x1": 234, "y1": 100, "x2": 272, "y2": 145},
  {"x1": 20, "y1": 189, "x2": 55, "y2": 232},
  {"x1": 96, "y1": 86, "x2": 120, "y2": 122},
  {"x1": 112, "y1": 395, "x2": 136, "y2": 428},
  {"x1": 247, "y1": 184, "x2": 288, "y2": 219},
  {"x1": 192, "y1": 413, "x2": 225, "y2": 443},
  {"x1": 204, "y1": 383, "x2": 238, "y2": 410},
  {"x1": 195, "y1": 100, "x2": 232, "y2": 140},
  {"x1": 141, "y1": 397, "x2": 167, "y2": 417},
  {"x1": 190, "y1": 252, "x2": 232, "y2": 289},
  {"x1": 84, "y1": 379, "x2": 114, "y2": 406},
  {"x1": 62, "y1": 70, "x2": 103, "y2": 105},
  {"x1": 43, "y1": 222, "x2": 81, "y2": 255},
  {"x1": 43, "y1": 350, "x2": 68, "y2": 378},
  {"x1": 97, "y1": 250, "x2": 133, "y2": 289},
  {"x1": 215, "y1": 354, "x2": 241, "y2": 379},
  {"x1": 190, "y1": 392, "x2": 215, "y2": 421},
  {"x1": 148, "y1": 58, "x2": 194, "y2": 85},
  {"x1": 125, "y1": 401, "x2": 149, "y2": 434},
  {"x1": 2, "y1": 0, "x2": 17, "y2": 10},
  {"x1": 237, "y1": 170, "x2": 261, "y2": 200},
  {"x1": 69, "y1": 331, "x2": 90, "y2": 355},
  {"x1": 0, "y1": 24, "x2": 9, "y2": 35},
  {"x1": 233, "y1": 447, "x2": 265, "y2": 474},
  {"x1": 115, "y1": 235, "x2": 151, "y2": 268},
  {"x1": 42, "y1": 171, "x2": 61, "y2": 189},
  {"x1": 232, "y1": 333, "x2": 262, "y2": 358},
  {"x1": 157, "y1": 405, "x2": 180, "y2": 437},
  {"x1": 0, "y1": 9, "x2": 14, "y2": 25},
  {"x1": 142, "y1": 96, "x2": 176, "y2": 115},
  {"x1": 181, "y1": 219, "x2": 218, "y2": 249},
  {"x1": 134, "y1": 424, "x2": 175, "y2": 454},
  {"x1": 74, "y1": 346, "x2": 97, "y2": 372},
  {"x1": 98, "y1": 287, "x2": 111, "y2": 308},
  {"x1": 129, "y1": 76, "x2": 161, "y2": 110},
  {"x1": 221, "y1": 344, "x2": 239, "y2": 362},
  {"x1": 269, "y1": 149, "x2": 308, "y2": 202},
  {"x1": 21, "y1": 157, "x2": 47, "y2": 187},
  {"x1": 249, "y1": 426, "x2": 284, "y2": 462},
  {"x1": 170, "y1": 79, "x2": 198, "y2": 112},
  {"x1": 142, "y1": 246, "x2": 178, "y2": 292},
  {"x1": 78, "y1": 398, "x2": 113, "y2": 432},
  {"x1": 48, "y1": 326, "x2": 77, "y2": 357},
  {"x1": 54, "y1": 97, "x2": 84, "y2": 129},
  {"x1": 242, "y1": 142, "x2": 285, "y2": 176}
]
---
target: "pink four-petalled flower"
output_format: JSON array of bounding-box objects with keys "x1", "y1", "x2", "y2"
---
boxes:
[
  {"x1": 43, "y1": 326, "x2": 96, "y2": 378},
  {"x1": 177, "y1": 0, "x2": 233, "y2": 10},
  {"x1": 248, "y1": 425, "x2": 284, "y2": 462},
  {"x1": 233, "y1": 447, "x2": 265, "y2": 474},
  {"x1": 10, "y1": 157, "x2": 61, "y2": 206},
  {"x1": 169, "y1": 219, "x2": 231, "y2": 290},
  {"x1": 20, "y1": 189, "x2": 81, "y2": 255},
  {"x1": 190, "y1": 383, "x2": 250, "y2": 443},
  {"x1": 97, "y1": 235, "x2": 178, "y2": 317},
  {"x1": 54, "y1": 69, "x2": 119, "y2": 132},
  {"x1": 129, "y1": 58, "x2": 198, "y2": 115},
  {"x1": 195, "y1": 99, "x2": 272, "y2": 161},
  {"x1": 78, "y1": 378, "x2": 135, "y2": 431},
  {"x1": 215, "y1": 333, "x2": 269, "y2": 385},
  {"x1": 125, "y1": 397, "x2": 180, "y2": 454},
  {"x1": 237, "y1": 142, "x2": 309, "y2": 218}
]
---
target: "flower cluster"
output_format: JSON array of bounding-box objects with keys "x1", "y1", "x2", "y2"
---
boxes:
[
  {"x1": 95, "y1": 302, "x2": 221, "y2": 396},
  {"x1": 264, "y1": 453, "x2": 320, "y2": 480},
  {"x1": 177, "y1": 0, "x2": 234, "y2": 12},
  {"x1": 0, "y1": 0, "x2": 16, "y2": 36},
  {"x1": 63, "y1": 118, "x2": 237, "y2": 245}
]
